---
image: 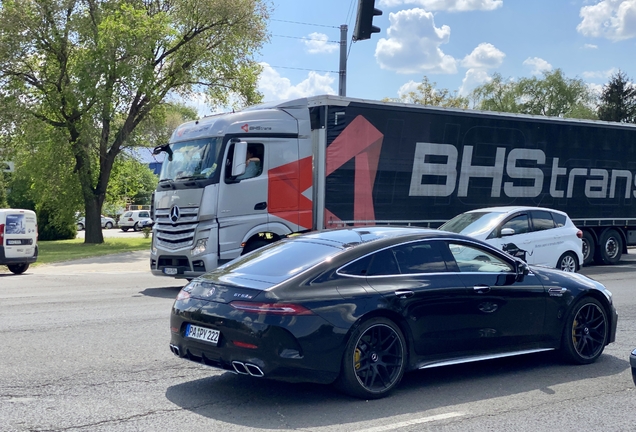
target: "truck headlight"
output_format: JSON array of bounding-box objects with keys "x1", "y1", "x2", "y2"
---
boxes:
[{"x1": 191, "y1": 238, "x2": 208, "y2": 256}]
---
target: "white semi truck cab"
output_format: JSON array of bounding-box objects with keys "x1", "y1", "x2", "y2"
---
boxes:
[{"x1": 150, "y1": 98, "x2": 315, "y2": 279}]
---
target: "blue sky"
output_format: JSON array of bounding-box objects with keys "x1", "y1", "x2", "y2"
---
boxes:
[{"x1": 191, "y1": 0, "x2": 636, "y2": 115}]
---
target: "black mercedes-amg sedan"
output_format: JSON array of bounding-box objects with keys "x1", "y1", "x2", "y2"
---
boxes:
[{"x1": 169, "y1": 227, "x2": 618, "y2": 399}]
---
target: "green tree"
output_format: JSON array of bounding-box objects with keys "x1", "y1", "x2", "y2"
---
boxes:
[
  {"x1": 0, "y1": 0, "x2": 270, "y2": 243},
  {"x1": 104, "y1": 155, "x2": 158, "y2": 216},
  {"x1": 385, "y1": 76, "x2": 469, "y2": 108},
  {"x1": 597, "y1": 70, "x2": 636, "y2": 123},
  {"x1": 472, "y1": 69, "x2": 597, "y2": 119}
]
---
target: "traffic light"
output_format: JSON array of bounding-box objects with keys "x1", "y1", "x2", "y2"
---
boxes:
[{"x1": 353, "y1": 0, "x2": 382, "y2": 41}]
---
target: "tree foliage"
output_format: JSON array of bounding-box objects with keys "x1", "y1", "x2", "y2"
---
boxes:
[
  {"x1": 472, "y1": 69, "x2": 598, "y2": 119},
  {"x1": 597, "y1": 70, "x2": 636, "y2": 123},
  {"x1": 0, "y1": 0, "x2": 270, "y2": 243},
  {"x1": 385, "y1": 77, "x2": 469, "y2": 108}
]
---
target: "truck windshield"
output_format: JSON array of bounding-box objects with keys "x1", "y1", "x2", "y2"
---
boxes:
[{"x1": 159, "y1": 137, "x2": 223, "y2": 182}]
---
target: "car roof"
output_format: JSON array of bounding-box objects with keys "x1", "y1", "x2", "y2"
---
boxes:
[
  {"x1": 298, "y1": 226, "x2": 459, "y2": 249},
  {"x1": 463, "y1": 206, "x2": 568, "y2": 216}
]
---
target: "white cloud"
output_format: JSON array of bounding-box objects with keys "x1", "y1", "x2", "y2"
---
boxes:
[
  {"x1": 584, "y1": 43, "x2": 598, "y2": 49},
  {"x1": 397, "y1": 80, "x2": 421, "y2": 99},
  {"x1": 375, "y1": 9, "x2": 457, "y2": 74},
  {"x1": 378, "y1": 0, "x2": 503, "y2": 12},
  {"x1": 582, "y1": 67, "x2": 619, "y2": 79},
  {"x1": 459, "y1": 68, "x2": 492, "y2": 96},
  {"x1": 257, "y1": 63, "x2": 336, "y2": 102},
  {"x1": 577, "y1": 0, "x2": 636, "y2": 41},
  {"x1": 522, "y1": 57, "x2": 553, "y2": 75},
  {"x1": 303, "y1": 32, "x2": 338, "y2": 54},
  {"x1": 461, "y1": 43, "x2": 505, "y2": 69}
]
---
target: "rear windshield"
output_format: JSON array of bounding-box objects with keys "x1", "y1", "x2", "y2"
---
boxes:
[{"x1": 216, "y1": 239, "x2": 342, "y2": 285}]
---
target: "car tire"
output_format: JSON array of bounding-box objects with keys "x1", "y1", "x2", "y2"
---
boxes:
[
  {"x1": 581, "y1": 231, "x2": 595, "y2": 266},
  {"x1": 560, "y1": 297, "x2": 608, "y2": 365},
  {"x1": 8, "y1": 263, "x2": 29, "y2": 275},
  {"x1": 597, "y1": 229, "x2": 622, "y2": 265},
  {"x1": 105, "y1": 222, "x2": 113, "y2": 229},
  {"x1": 133, "y1": 222, "x2": 140, "y2": 232},
  {"x1": 557, "y1": 252, "x2": 578, "y2": 272},
  {"x1": 335, "y1": 317, "x2": 407, "y2": 399},
  {"x1": 77, "y1": 223, "x2": 84, "y2": 231},
  {"x1": 121, "y1": 228, "x2": 129, "y2": 232}
]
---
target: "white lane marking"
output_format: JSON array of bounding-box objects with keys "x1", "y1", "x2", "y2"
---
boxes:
[{"x1": 350, "y1": 412, "x2": 467, "y2": 432}]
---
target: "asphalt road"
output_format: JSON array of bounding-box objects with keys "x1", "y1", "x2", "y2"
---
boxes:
[{"x1": 0, "y1": 252, "x2": 635, "y2": 431}]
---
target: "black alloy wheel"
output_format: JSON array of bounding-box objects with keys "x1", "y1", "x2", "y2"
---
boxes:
[
  {"x1": 336, "y1": 317, "x2": 406, "y2": 399},
  {"x1": 561, "y1": 297, "x2": 608, "y2": 364},
  {"x1": 557, "y1": 252, "x2": 578, "y2": 272},
  {"x1": 8, "y1": 263, "x2": 29, "y2": 275}
]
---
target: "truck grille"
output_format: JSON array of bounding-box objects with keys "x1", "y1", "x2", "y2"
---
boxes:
[{"x1": 154, "y1": 206, "x2": 199, "y2": 250}]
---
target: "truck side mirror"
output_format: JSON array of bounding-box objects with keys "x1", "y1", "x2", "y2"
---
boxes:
[{"x1": 231, "y1": 141, "x2": 248, "y2": 177}]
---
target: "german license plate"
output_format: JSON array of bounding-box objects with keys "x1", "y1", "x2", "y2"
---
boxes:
[
  {"x1": 7, "y1": 239, "x2": 21, "y2": 245},
  {"x1": 163, "y1": 267, "x2": 178, "y2": 275},
  {"x1": 186, "y1": 324, "x2": 220, "y2": 345}
]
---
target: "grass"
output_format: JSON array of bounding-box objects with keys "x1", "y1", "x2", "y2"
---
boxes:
[{"x1": 36, "y1": 237, "x2": 152, "y2": 265}]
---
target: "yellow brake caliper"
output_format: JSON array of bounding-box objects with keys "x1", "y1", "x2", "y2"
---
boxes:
[
  {"x1": 572, "y1": 319, "x2": 578, "y2": 346},
  {"x1": 354, "y1": 348, "x2": 361, "y2": 370}
]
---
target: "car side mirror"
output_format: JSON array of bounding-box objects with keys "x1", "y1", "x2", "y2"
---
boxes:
[
  {"x1": 501, "y1": 228, "x2": 515, "y2": 237},
  {"x1": 515, "y1": 260, "x2": 529, "y2": 282}
]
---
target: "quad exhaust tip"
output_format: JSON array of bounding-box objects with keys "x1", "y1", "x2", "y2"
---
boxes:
[
  {"x1": 232, "y1": 361, "x2": 264, "y2": 377},
  {"x1": 169, "y1": 344, "x2": 181, "y2": 356}
]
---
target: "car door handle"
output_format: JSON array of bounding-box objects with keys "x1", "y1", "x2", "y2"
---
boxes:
[
  {"x1": 254, "y1": 202, "x2": 267, "y2": 210},
  {"x1": 394, "y1": 290, "x2": 414, "y2": 299},
  {"x1": 473, "y1": 285, "x2": 491, "y2": 294}
]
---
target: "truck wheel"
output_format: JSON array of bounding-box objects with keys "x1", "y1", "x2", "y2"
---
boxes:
[
  {"x1": 242, "y1": 240, "x2": 268, "y2": 255},
  {"x1": 334, "y1": 317, "x2": 407, "y2": 399},
  {"x1": 597, "y1": 229, "x2": 622, "y2": 265},
  {"x1": 560, "y1": 297, "x2": 608, "y2": 365},
  {"x1": 557, "y1": 252, "x2": 578, "y2": 272},
  {"x1": 581, "y1": 231, "x2": 595, "y2": 266},
  {"x1": 8, "y1": 263, "x2": 29, "y2": 274}
]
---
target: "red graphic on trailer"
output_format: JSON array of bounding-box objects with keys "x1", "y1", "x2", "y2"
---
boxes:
[
  {"x1": 241, "y1": 123, "x2": 249, "y2": 132},
  {"x1": 268, "y1": 115, "x2": 384, "y2": 230}
]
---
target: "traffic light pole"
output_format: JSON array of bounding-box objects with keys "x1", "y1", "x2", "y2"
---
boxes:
[{"x1": 339, "y1": 24, "x2": 347, "y2": 97}]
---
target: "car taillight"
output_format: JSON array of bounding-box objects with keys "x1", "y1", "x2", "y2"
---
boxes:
[
  {"x1": 577, "y1": 230, "x2": 583, "y2": 239},
  {"x1": 229, "y1": 301, "x2": 313, "y2": 315},
  {"x1": 0, "y1": 224, "x2": 4, "y2": 244},
  {"x1": 128, "y1": 218, "x2": 134, "y2": 221}
]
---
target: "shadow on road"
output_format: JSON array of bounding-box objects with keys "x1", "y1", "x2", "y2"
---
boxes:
[
  {"x1": 139, "y1": 285, "x2": 184, "y2": 299},
  {"x1": 165, "y1": 351, "x2": 629, "y2": 430}
]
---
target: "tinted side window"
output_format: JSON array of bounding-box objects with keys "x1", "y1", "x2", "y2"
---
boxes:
[
  {"x1": 501, "y1": 214, "x2": 529, "y2": 235},
  {"x1": 447, "y1": 242, "x2": 514, "y2": 273},
  {"x1": 530, "y1": 210, "x2": 555, "y2": 231},
  {"x1": 139, "y1": 212, "x2": 150, "y2": 218},
  {"x1": 366, "y1": 249, "x2": 400, "y2": 276},
  {"x1": 552, "y1": 212, "x2": 567, "y2": 227},
  {"x1": 393, "y1": 242, "x2": 447, "y2": 274},
  {"x1": 339, "y1": 255, "x2": 373, "y2": 276}
]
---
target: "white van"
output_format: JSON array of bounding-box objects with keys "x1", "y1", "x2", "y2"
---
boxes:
[{"x1": 0, "y1": 208, "x2": 38, "y2": 274}]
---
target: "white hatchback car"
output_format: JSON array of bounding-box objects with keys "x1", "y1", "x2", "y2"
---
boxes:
[
  {"x1": 439, "y1": 206, "x2": 584, "y2": 272},
  {"x1": 119, "y1": 210, "x2": 152, "y2": 232}
]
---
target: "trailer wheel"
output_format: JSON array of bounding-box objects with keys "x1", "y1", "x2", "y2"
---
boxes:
[
  {"x1": 581, "y1": 231, "x2": 595, "y2": 266},
  {"x1": 597, "y1": 229, "x2": 622, "y2": 265}
]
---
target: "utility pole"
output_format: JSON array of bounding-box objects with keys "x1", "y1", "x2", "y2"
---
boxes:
[{"x1": 339, "y1": 24, "x2": 347, "y2": 97}]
